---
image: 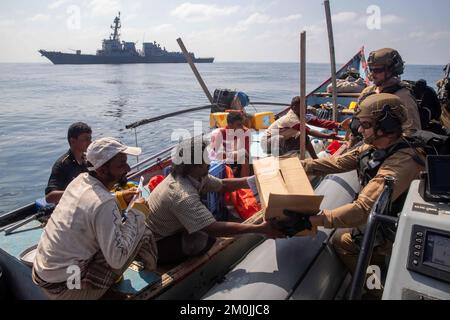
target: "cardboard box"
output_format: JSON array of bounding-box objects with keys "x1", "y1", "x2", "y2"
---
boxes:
[{"x1": 253, "y1": 156, "x2": 323, "y2": 236}]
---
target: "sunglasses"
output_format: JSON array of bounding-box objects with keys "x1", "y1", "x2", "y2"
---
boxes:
[
  {"x1": 358, "y1": 120, "x2": 374, "y2": 129},
  {"x1": 369, "y1": 67, "x2": 385, "y2": 74}
]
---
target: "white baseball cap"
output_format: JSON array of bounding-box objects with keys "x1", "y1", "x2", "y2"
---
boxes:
[{"x1": 86, "y1": 137, "x2": 142, "y2": 170}]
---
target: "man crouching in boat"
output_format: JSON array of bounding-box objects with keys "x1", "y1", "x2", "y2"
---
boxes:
[
  {"x1": 45, "y1": 122, "x2": 92, "y2": 205},
  {"x1": 282, "y1": 93, "x2": 425, "y2": 295},
  {"x1": 145, "y1": 137, "x2": 284, "y2": 265},
  {"x1": 32, "y1": 138, "x2": 157, "y2": 300},
  {"x1": 261, "y1": 96, "x2": 344, "y2": 158}
]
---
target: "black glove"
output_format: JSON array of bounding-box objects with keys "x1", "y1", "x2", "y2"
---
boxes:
[{"x1": 276, "y1": 209, "x2": 313, "y2": 237}]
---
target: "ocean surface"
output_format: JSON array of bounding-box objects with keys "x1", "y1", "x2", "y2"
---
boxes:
[{"x1": 0, "y1": 61, "x2": 445, "y2": 214}]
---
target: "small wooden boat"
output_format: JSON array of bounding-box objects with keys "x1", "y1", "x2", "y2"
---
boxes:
[{"x1": 0, "y1": 48, "x2": 367, "y2": 300}]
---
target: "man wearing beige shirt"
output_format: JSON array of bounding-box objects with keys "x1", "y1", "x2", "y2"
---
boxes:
[
  {"x1": 33, "y1": 138, "x2": 157, "y2": 300},
  {"x1": 358, "y1": 48, "x2": 422, "y2": 136},
  {"x1": 280, "y1": 94, "x2": 425, "y2": 278}
]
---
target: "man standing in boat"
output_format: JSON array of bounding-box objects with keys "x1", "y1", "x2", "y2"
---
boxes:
[
  {"x1": 45, "y1": 122, "x2": 92, "y2": 204},
  {"x1": 145, "y1": 137, "x2": 284, "y2": 264},
  {"x1": 280, "y1": 94, "x2": 425, "y2": 295},
  {"x1": 358, "y1": 48, "x2": 421, "y2": 135},
  {"x1": 33, "y1": 138, "x2": 157, "y2": 300}
]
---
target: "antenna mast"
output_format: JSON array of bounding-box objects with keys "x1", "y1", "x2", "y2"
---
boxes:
[{"x1": 110, "y1": 12, "x2": 121, "y2": 41}]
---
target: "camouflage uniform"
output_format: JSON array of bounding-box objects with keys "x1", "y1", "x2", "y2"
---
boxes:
[
  {"x1": 301, "y1": 93, "x2": 425, "y2": 274},
  {"x1": 358, "y1": 78, "x2": 421, "y2": 135},
  {"x1": 359, "y1": 48, "x2": 422, "y2": 136}
]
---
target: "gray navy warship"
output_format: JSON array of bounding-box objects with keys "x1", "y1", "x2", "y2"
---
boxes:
[{"x1": 39, "y1": 12, "x2": 214, "y2": 65}]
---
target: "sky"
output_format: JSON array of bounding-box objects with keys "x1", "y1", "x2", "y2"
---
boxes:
[{"x1": 0, "y1": 0, "x2": 449, "y2": 64}]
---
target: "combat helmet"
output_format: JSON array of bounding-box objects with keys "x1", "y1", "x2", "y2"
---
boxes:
[
  {"x1": 355, "y1": 93, "x2": 407, "y2": 133},
  {"x1": 367, "y1": 48, "x2": 404, "y2": 76}
]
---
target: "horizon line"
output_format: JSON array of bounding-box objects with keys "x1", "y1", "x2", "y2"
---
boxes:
[{"x1": 0, "y1": 61, "x2": 447, "y2": 66}]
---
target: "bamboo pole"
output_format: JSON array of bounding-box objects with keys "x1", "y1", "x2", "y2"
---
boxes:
[
  {"x1": 324, "y1": 0, "x2": 338, "y2": 122},
  {"x1": 299, "y1": 31, "x2": 306, "y2": 160},
  {"x1": 177, "y1": 38, "x2": 214, "y2": 104},
  {"x1": 125, "y1": 104, "x2": 212, "y2": 129}
]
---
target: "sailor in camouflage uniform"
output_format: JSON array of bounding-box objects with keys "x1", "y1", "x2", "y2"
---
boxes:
[
  {"x1": 358, "y1": 48, "x2": 421, "y2": 136},
  {"x1": 293, "y1": 93, "x2": 425, "y2": 276}
]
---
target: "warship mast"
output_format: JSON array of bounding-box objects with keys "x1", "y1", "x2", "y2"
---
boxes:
[{"x1": 110, "y1": 12, "x2": 121, "y2": 41}]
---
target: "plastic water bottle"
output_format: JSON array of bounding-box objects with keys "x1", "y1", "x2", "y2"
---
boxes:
[
  {"x1": 318, "y1": 150, "x2": 331, "y2": 158},
  {"x1": 311, "y1": 139, "x2": 325, "y2": 154}
]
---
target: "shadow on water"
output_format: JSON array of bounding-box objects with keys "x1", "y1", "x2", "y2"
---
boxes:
[{"x1": 105, "y1": 97, "x2": 128, "y2": 118}]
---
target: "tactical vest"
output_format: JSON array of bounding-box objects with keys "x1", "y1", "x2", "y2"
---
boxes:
[
  {"x1": 358, "y1": 139, "x2": 425, "y2": 186},
  {"x1": 357, "y1": 81, "x2": 412, "y2": 105},
  {"x1": 354, "y1": 140, "x2": 425, "y2": 244},
  {"x1": 359, "y1": 81, "x2": 442, "y2": 130},
  {"x1": 357, "y1": 139, "x2": 426, "y2": 216}
]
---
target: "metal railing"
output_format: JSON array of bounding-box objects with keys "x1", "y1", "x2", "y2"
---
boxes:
[{"x1": 349, "y1": 176, "x2": 399, "y2": 300}]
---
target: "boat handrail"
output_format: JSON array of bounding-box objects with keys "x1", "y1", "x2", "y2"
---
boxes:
[
  {"x1": 250, "y1": 102, "x2": 289, "y2": 107},
  {"x1": 129, "y1": 145, "x2": 174, "y2": 171}
]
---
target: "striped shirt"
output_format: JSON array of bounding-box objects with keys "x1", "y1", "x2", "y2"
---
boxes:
[{"x1": 145, "y1": 173, "x2": 223, "y2": 240}]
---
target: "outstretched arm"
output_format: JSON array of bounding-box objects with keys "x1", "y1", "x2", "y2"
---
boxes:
[
  {"x1": 203, "y1": 220, "x2": 284, "y2": 239},
  {"x1": 221, "y1": 177, "x2": 250, "y2": 192}
]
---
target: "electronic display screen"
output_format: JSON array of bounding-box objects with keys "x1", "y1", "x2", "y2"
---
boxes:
[
  {"x1": 427, "y1": 156, "x2": 450, "y2": 195},
  {"x1": 424, "y1": 232, "x2": 450, "y2": 268}
]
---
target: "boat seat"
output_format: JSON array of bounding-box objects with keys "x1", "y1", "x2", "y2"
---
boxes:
[{"x1": 202, "y1": 171, "x2": 361, "y2": 300}]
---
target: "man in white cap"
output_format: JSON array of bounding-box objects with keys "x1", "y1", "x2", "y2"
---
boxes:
[{"x1": 32, "y1": 137, "x2": 157, "y2": 300}]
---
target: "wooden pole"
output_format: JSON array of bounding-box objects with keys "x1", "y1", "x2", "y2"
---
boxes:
[
  {"x1": 324, "y1": 0, "x2": 338, "y2": 122},
  {"x1": 126, "y1": 104, "x2": 212, "y2": 129},
  {"x1": 299, "y1": 31, "x2": 306, "y2": 160},
  {"x1": 177, "y1": 38, "x2": 214, "y2": 104}
]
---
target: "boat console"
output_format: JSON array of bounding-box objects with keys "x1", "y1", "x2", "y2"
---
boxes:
[{"x1": 383, "y1": 156, "x2": 450, "y2": 300}]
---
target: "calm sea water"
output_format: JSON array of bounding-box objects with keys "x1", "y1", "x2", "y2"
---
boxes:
[{"x1": 0, "y1": 62, "x2": 445, "y2": 214}]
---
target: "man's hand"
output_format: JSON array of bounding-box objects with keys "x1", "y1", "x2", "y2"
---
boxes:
[
  {"x1": 122, "y1": 187, "x2": 139, "y2": 204},
  {"x1": 340, "y1": 118, "x2": 351, "y2": 131},
  {"x1": 260, "y1": 220, "x2": 287, "y2": 239},
  {"x1": 130, "y1": 197, "x2": 150, "y2": 220},
  {"x1": 274, "y1": 210, "x2": 313, "y2": 237},
  {"x1": 134, "y1": 197, "x2": 146, "y2": 205},
  {"x1": 328, "y1": 133, "x2": 344, "y2": 141}
]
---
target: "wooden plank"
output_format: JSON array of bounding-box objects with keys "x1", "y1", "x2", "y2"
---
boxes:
[
  {"x1": 324, "y1": 0, "x2": 338, "y2": 122},
  {"x1": 299, "y1": 31, "x2": 306, "y2": 160},
  {"x1": 131, "y1": 211, "x2": 264, "y2": 300},
  {"x1": 177, "y1": 38, "x2": 214, "y2": 104}
]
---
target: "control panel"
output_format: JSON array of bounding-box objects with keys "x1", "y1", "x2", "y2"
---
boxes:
[
  {"x1": 382, "y1": 180, "x2": 450, "y2": 300},
  {"x1": 407, "y1": 225, "x2": 450, "y2": 283}
]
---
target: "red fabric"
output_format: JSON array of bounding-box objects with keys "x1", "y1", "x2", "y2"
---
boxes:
[
  {"x1": 306, "y1": 116, "x2": 340, "y2": 130},
  {"x1": 148, "y1": 175, "x2": 165, "y2": 191},
  {"x1": 290, "y1": 124, "x2": 312, "y2": 134},
  {"x1": 224, "y1": 166, "x2": 261, "y2": 220},
  {"x1": 326, "y1": 140, "x2": 343, "y2": 155},
  {"x1": 219, "y1": 126, "x2": 250, "y2": 157}
]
